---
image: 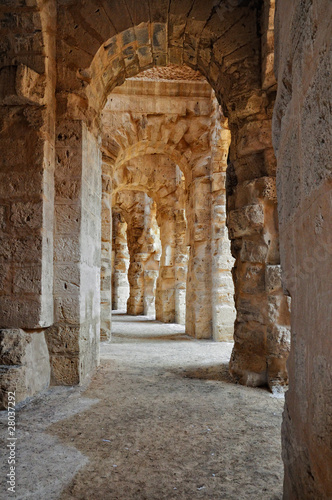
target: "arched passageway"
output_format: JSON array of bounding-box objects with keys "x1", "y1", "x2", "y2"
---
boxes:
[
  {"x1": 0, "y1": 0, "x2": 289, "y2": 394},
  {"x1": 1, "y1": 0, "x2": 331, "y2": 497}
]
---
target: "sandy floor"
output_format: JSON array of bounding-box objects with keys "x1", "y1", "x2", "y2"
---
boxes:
[{"x1": 0, "y1": 313, "x2": 284, "y2": 499}]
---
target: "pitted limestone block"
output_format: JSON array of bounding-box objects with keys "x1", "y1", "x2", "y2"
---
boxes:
[
  {"x1": 240, "y1": 239, "x2": 268, "y2": 262},
  {"x1": 13, "y1": 265, "x2": 42, "y2": 294},
  {"x1": 228, "y1": 204, "x2": 264, "y2": 239},
  {"x1": 54, "y1": 264, "x2": 80, "y2": 295},
  {"x1": 49, "y1": 355, "x2": 80, "y2": 386},
  {"x1": 54, "y1": 295, "x2": 80, "y2": 324},
  {"x1": 0, "y1": 297, "x2": 43, "y2": 329},
  {"x1": 10, "y1": 201, "x2": 43, "y2": 230},
  {"x1": 240, "y1": 263, "x2": 265, "y2": 294},
  {"x1": 267, "y1": 295, "x2": 291, "y2": 325},
  {"x1": 55, "y1": 178, "x2": 80, "y2": 201},
  {"x1": 0, "y1": 329, "x2": 50, "y2": 409},
  {"x1": 236, "y1": 296, "x2": 266, "y2": 325},
  {"x1": 265, "y1": 265, "x2": 282, "y2": 293},
  {"x1": 237, "y1": 120, "x2": 272, "y2": 157},
  {"x1": 45, "y1": 325, "x2": 80, "y2": 355},
  {"x1": 0, "y1": 329, "x2": 30, "y2": 365},
  {"x1": 55, "y1": 204, "x2": 81, "y2": 235},
  {"x1": 56, "y1": 148, "x2": 82, "y2": 180},
  {"x1": 267, "y1": 324, "x2": 291, "y2": 349},
  {"x1": 54, "y1": 237, "x2": 80, "y2": 263}
]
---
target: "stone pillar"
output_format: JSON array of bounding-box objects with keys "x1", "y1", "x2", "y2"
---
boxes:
[
  {"x1": 0, "y1": 70, "x2": 54, "y2": 330},
  {"x1": 113, "y1": 191, "x2": 160, "y2": 317},
  {"x1": 186, "y1": 172, "x2": 213, "y2": 339},
  {"x1": 174, "y1": 208, "x2": 188, "y2": 325},
  {"x1": 0, "y1": 61, "x2": 55, "y2": 407},
  {"x1": 226, "y1": 106, "x2": 290, "y2": 391},
  {"x1": 126, "y1": 197, "x2": 147, "y2": 316},
  {"x1": 142, "y1": 200, "x2": 160, "y2": 317},
  {"x1": 112, "y1": 213, "x2": 130, "y2": 310},
  {"x1": 49, "y1": 120, "x2": 101, "y2": 385},
  {"x1": 100, "y1": 163, "x2": 112, "y2": 341},
  {"x1": 210, "y1": 117, "x2": 236, "y2": 342},
  {"x1": 155, "y1": 208, "x2": 177, "y2": 323}
]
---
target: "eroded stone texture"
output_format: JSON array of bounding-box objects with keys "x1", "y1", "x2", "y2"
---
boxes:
[
  {"x1": 0, "y1": 329, "x2": 50, "y2": 409},
  {"x1": 112, "y1": 212, "x2": 130, "y2": 311},
  {"x1": 273, "y1": 0, "x2": 332, "y2": 496}
]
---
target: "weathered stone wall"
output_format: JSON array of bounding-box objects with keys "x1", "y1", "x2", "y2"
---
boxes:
[
  {"x1": 273, "y1": 0, "x2": 332, "y2": 497},
  {"x1": 0, "y1": 329, "x2": 50, "y2": 409},
  {"x1": 0, "y1": 0, "x2": 56, "y2": 406}
]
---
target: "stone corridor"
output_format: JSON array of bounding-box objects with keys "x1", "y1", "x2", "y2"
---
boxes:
[
  {"x1": 0, "y1": 313, "x2": 284, "y2": 499},
  {"x1": 1, "y1": 0, "x2": 331, "y2": 496}
]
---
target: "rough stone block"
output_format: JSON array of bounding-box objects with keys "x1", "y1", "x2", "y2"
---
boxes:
[
  {"x1": 13, "y1": 265, "x2": 42, "y2": 294},
  {"x1": 265, "y1": 265, "x2": 282, "y2": 293},
  {"x1": 11, "y1": 201, "x2": 43, "y2": 229},
  {"x1": 228, "y1": 204, "x2": 264, "y2": 239},
  {"x1": 49, "y1": 355, "x2": 79, "y2": 386},
  {"x1": 237, "y1": 120, "x2": 272, "y2": 157},
  {"x1": 0, "y1": 329, "x2": 50, "y2": 409}
]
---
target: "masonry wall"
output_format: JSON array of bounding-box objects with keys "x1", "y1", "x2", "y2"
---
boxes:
[
  {"x1": 273, "y1": 1, "x2": 332, "y2": 497},
  {"x1": 0, "y1": 0, "x2": 56, "y2": 407}
]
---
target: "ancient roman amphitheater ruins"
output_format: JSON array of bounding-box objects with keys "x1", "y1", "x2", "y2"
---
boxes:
[{"x1": 0, "y1": 0, "x2": 331, "y2": 498}]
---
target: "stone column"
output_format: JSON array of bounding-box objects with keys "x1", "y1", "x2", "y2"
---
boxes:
[
  {"x1": 155, "y1": 207, "x2": 177, "y2": 323},
  {"x1": 185, "y1": 170, "x2": 213, "y2": 339},
  {"x1": 100, "y1": 163, "x2": 112, "y2": 341},
  {"x1": 114, "y1": 191, "x2": 160, "y2": 317},
  {"x1": 226, "y1": 104, "x2": 290, "y2": 391},
  {"x1": 174, "y1": 208, "x2": 188, "y2": 325},
  {"x1": 210, "y1": 117, "x2": 236, "y2": 342},
  {"x1": 0, "y1": 66, "x2": 54, "y2": 407},
  {"x1": 126, "y1": 204, "x2": 145, "y2": 316},
  {"x1": 112, "y1": 213, "x2": 130, "y2": 310},
  {"x1": 142, "y1": 200, "x2": 160, "y2": 317},
  {"x1": 49, "y1": 120, "x2": 101, "y2": 385}
]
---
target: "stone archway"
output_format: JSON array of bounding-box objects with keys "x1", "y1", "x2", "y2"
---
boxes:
[
  {"x1": 1, "y1": 0, "x2": 288, "y2": 397},
  {"x1": 51, "y1": 1, "x2": 289, "y2": 391}
]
